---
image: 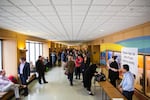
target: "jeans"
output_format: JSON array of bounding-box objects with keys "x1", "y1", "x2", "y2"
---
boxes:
[
  {"x1": 123, "y1": 91, "x2": 134, "y2": 100},
  {"x1": 20, "y1": 74, "x2": 28, "y2": 94}
]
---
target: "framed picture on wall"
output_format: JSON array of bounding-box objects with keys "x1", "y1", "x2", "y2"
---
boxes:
[
  {"x1": 100, "y1": 51, "x2": 106, "y2": 65},
  {"x1": 108, "y1": 51, "x2": 113, "y2": 60}
]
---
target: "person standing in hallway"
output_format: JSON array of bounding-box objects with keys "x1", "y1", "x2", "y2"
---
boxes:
[
  {"x1": 108, "y1": 56, "x2": 119, "y2": 87},
  {"x1": 81, "y1": 53, "x2": 88, "y2": 85},
  {"x1": 118, "y1": 64, "x2": 134, "y2": 100},
  {"x1": 66, "y1": 55, "x2": 75, "y2": 86},
  {"x1": 36, "y1": 56, "x2": 48, "y2": 84},
  {"x1": 84, "y1": 64, "x2": 100, "y2": 95},
  {"x1": 61, "y1": 50, "x2": 67, "y2": 69},
  {"x1": 75, "y1": 54, "x2": 83, "y2": 79},
  {"x1": 0, "y1": 70, "x2": 20, "y2": 100},
  {"x1": 18, "y1": 57, "x2": 30, "y2": 96},
  {"x1": 86, "y1": 51, "x2": 91, "y2": 67},
  {"x1": 58, "y1": 51, "x2": 62, "y2": 66}
]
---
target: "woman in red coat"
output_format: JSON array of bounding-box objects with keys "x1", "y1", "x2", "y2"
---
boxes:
[{"x1": 75, "y1": 54, "x2": 83, "y2": 79}]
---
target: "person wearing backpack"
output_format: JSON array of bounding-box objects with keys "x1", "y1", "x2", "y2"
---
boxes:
[{"x1": 84, "y1": 64, "x2": 100, "y2": 95}]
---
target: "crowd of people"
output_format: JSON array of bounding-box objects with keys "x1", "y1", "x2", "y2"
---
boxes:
[
  {"x1": 60, "y1": 48, "x2": 101, "y2": 95},
  {"x1": 0, "y1": 48, "x2": 135, "y2": 100}
]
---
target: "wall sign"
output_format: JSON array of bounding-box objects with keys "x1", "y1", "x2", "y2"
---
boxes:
[{"x1": 121, "y1": 47, "x2": 138, "y2": 76}]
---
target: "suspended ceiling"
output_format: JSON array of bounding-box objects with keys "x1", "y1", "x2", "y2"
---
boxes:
[{"x1": 0, "y1": 0, "x2": 150, "y2": 43}]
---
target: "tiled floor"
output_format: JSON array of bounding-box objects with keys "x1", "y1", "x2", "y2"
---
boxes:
[{"x1": 20, "y1": 67, "x2": 102, "y2": 100}]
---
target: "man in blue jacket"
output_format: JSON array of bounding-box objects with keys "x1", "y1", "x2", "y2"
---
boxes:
[{"x1": 18, "y1": 57, "x2": 30, "y2": 96}]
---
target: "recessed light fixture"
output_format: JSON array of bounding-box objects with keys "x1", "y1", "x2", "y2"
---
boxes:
[{"x1": 100, "y1": 29, "x2": 104, "y2": 32}]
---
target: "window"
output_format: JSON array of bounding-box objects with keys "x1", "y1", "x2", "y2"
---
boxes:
[
  {"x1": 135, "y1": 55, "x2": 144, "y2": 92},
  {"x1": 0, "y1": 40, "x2": 2, "y2": 70},
  {"x1": 145, "y1": 55, "x2": 150, "y2": 97},
  {"x1": 26, "y1": 41, "x2": 43, "y2": 65}
]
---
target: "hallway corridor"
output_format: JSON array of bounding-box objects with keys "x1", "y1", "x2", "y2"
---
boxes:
[{"x1": 22, "y1": 67, "x2": 101, "y2": 100}]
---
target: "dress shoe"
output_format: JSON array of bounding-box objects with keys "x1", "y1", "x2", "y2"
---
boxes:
[
  {"x1": 44, "y1": 81, "x2": 48, "y2": 83},
  {"x1": 23, "y1": 93, "x2": 28, "y2": 96},
  {"x1": 16, "y1": 98, "x2": 20, "y2": 100}
]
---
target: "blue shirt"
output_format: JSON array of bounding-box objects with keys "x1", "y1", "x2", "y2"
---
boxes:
[{"x1": 120, "y1": 71, "x2": 134, "y2": 91}]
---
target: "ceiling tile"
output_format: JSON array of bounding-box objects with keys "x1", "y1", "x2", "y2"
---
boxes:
[
  {"x1": 11, "y1": 0, "x2": 31, "y2": 5},
  {"x1": 37, "y1": 5, "x2": 54, "y2": 12},
  {"x1": 122, "y1": 6, "x2": 147, "y2": 12},
  {"x1": 72, "y1": 0, "x2": 91, "y2": 5},
  {"x1": 111, "y1": 0, "x2": 133, "y2": 5},
  {"x1": 130, "y1": 0, "x2": 150, "y2": 6},
  {"x1": 1, "y1": 6, "x2": 20, "y2": 12},
  {"x1": 105, "y1": 6, "x2": 125, "y2": 12},
  {"x1": 73, "y1": 6, "x2": 88, "y2": 15},
  {"x1": 55, "y1": 6, "x2": 71, "y2": 13},
  {"x1": 31, "y1": 0, "x2": 50, "y2": 5},
  {"x1": 20, "y1": 6, "x2": 38, "y2": 12},
  {"x1": 89, "y1": 6, "x2": 106, "y2": 12},
  {"x1": 0, "y1": 0, "x2": 12, "y2": 6},
  {"x1": 93, "y1": 0, "x2": 112, "y2": 5},
  {"x1": 0, "y1": 11, "x2": 13, "y2": 17},
  {"x1": 101, "y1": 12, "x2": 116, "y2": 16},
  {"x1": 60, "y1": 16, "x2": 71, "y2": 23},
  {"x1": 73, "y1": 16, "x2": 84, "y2": 23},
  {"x1": 52, "y1": 0, "x2": 70, "y2": 5}
]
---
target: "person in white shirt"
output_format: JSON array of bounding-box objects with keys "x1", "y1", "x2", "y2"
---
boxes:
[{"x1": 0, "y1": 70, "x2": 20, "y2": 100}]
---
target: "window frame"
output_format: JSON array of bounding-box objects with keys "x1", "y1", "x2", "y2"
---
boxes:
[
  {"x1": 0, "y1": 40, "x2": 3, "y2": 70},
  {"x1": 26, "y1": 41, "x2": 43, "y2": 65}
]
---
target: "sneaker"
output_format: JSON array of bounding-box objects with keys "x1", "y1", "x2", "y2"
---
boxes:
[{"x1": 88, "y1": 92, "x2": 94, "y2": 96}]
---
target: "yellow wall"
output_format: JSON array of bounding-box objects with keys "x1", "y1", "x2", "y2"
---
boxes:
[{"x1": 100, "y1": 43, "x2": 123, "y2": 52}]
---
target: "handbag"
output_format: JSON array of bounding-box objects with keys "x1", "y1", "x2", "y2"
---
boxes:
[
  {"x1": 64, "y1": 69, "x2": 68, "y2": 75},
  {"x1": 94, "y1": 73, "x2": 106, "y2": 82}
]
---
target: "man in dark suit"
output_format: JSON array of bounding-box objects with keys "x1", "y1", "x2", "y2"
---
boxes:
[
  {"x1": 18, "y1": 57, "x2": 30, "y2": 96},
  {"x1": 36, "y1": 56, "x2": 48, "y2": 84}
]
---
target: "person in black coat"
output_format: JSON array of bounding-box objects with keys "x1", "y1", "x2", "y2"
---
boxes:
[
  {"x1": 18, "y1": 57, "x2": 30, "y2": 96},
  {"x1": 84, "y1": 64, "x2": 100, "y2": 95},
  {"x1": 108, "y1": 56, "x2": 119, "y2": 87},
  {"x1": 36, "y1": 56, "x2": 48, "y2": 84}
]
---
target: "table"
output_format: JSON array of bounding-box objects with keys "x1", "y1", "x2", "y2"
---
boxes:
[{"x1": 98, "y1": 81, "x2": 127, "y2": 100}]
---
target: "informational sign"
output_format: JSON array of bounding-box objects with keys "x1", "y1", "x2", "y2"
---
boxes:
[
  {"x1": 114, "y1": 52, "x2": 121, "y2": 68},
  {"x1": 121, "y1": 47, "x2": 138, "y2": 76}
]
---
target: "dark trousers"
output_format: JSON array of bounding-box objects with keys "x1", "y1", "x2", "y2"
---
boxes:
[
  {"x1": 82, "y1": 72, "x2": 84, "y2": 82},
  {"x1": 110, "y1": 78, "x2": 117, "y2": 87},
  {"x1": 20, "y1": 74, "x2": 28, "y2": 94},
  {"x1": 84, "y1": 75, "x2": 92, "y2": 91},
  {"x1": 75, "y1": 67, "x2": 81, "y2": 79},
  {"x1": 38, "y1": 72, "x2": 46, "y2": 83},
  {"x1": 68, "y1": 73, "x2": 73, "y2": 85},
  {"x1": 123, "y1": 91, "x2": 134, "y2": 100}
]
